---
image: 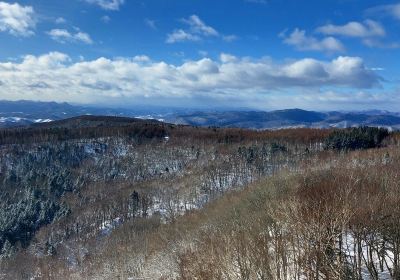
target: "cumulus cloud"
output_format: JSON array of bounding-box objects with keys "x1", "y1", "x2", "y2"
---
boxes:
[
  {"x1": 47, "y1": 29, "x2": 93, "y2": 44},
  {"x1": 85, "y1": 0, "x2": 124, "y2": 11},
  {"x1": 0, "y1": 1, "x2": 36, "y2": 37},
  {"x1": 281, "y1": 29, "x2": 345, "y2": 52},
  {"x1": 316, "y1": 20, "x2": 385, "y2": 38},
  {"x1": 317, "y1": 19, "x2": 400, "y2": 49},
  {"x1": 0, "y1": 52, "x2": 381, "y2": 105}
]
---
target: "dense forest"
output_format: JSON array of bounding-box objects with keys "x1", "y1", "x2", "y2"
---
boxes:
[{"x1": 0, "y1": 117, "x2": 397, "y2": 279}]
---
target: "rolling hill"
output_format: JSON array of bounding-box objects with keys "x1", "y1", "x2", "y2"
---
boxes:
[{"x1": 2, "y1": 100, "x2": 400, "y2": 130}]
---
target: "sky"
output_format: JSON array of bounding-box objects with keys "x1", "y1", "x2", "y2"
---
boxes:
[{"x1": 0, "y1": 0, "x2": 400, "y2": 111}]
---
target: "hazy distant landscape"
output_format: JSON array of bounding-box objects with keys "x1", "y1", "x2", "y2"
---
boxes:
[{"x1": 2, "y1": 100, "x2": 400, "y2": 130}]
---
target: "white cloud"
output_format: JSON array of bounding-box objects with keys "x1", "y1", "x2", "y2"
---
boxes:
[
  {"x1": 366, "y1": 3, "x2": 400, "y2": 20},
  {"x1": 74, "y1": 32, "x2": 93, "y2": 44},
  {"x1": 166, "y1": 15, "x2": 236, "y2": 44},
  {"x1": 47, "y1": 29, "x2": 93, "y2": 44},
  {"x1": 220, "y1": 53, "x2": 237, "y2": 63},
  {"x1": 132, "y1": 55, "x2": 150, "y2": 62},
  {"x1": 369, "y1": 67, "x2": 385, "y2": 71},
  {"x1": 282, "y1": 29, "x2": 345, "y2": 52},
  {"x1": 101, "y1": 15, "x2": 111, "y2": 23},
  {"x1": 166, "y1": 29, "x2": 201, "y2": 43},
  {"x1": 85, "y1": 0, "x2": 124, "y2": 11},
  {"x1": 362, "y1": 39, "x2": 400, "y2": 49},
  {"x1": 0, "y1": 2, "x2": 36, "y2": 37},
  {"x1": 0, "y1": 52, "x2": 381, "y2": 105},
  {"x1": 198, "y1": 50, "x2": 208, "y2": 57},
  {"x1": 245, "y1": 0, "x2": 267, "y2": 4},
  {"x1": 55, "y1": 17, "x2": 66, "y2": 24},
  {"x1": 317, "y1": 20, "x2": 400, "y2": 49},
  {"x1": 182, "y1": 15, "x2": 219, "y2": 37},
  {"x1": 223, "y1": 34, "x2": 239, "y2": 42},
  {"x1": 144, "y1": 18, "x2": 156, "y2": 30},
  {"x1": 316, "y1": 20, "x2": 385, "y2": 38}
]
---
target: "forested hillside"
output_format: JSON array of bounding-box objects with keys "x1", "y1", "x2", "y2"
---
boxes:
[{"x1": 0, "y1": 117, "x2": 396, "y2": 279}]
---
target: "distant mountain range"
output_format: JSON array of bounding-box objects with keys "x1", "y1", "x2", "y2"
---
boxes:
[
  {"x1": 1, "y1": 100, "x2": 400, "y2": 130},
  {"x1": 166, "y1": 109, "x2": 400, "y2": 130},
  {"x1": 0, "y1": 100, "x2": 170, "y2": 128}
]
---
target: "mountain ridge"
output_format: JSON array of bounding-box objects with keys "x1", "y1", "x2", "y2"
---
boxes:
[
  {"x1": 1, "y1": 100, "x2": 400, "y2": 130},
  {"x1": 166, "y1": 108, "x2": 400, "y2": 130}
]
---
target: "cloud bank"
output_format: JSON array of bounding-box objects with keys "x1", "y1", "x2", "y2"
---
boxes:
[{"x1": 0, "y1": 52, "x2": 381, "y2": 106}]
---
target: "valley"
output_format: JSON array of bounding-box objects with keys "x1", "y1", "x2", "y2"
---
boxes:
[{"x1": 0, "y1": 115, "x2": 396, "y2": 279}]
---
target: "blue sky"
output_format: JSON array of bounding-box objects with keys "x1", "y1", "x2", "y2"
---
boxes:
[{"x1": 1, "y1": 0, "x2": 400, "y2": 111}]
